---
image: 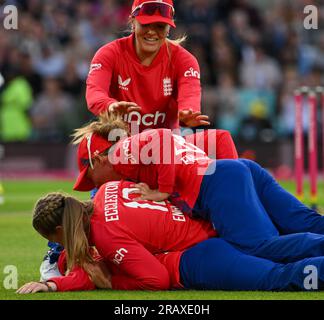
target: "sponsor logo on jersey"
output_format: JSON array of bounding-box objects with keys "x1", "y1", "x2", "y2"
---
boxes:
[
  {"x1": 124, "y1": 111, "x2": 166, "y2": 127},
  {"x1": 113, "y1": 248, "x2": 128, "y2": 265},
  {"x1": 184, "y1": 67, "x2": 200, "y2": 79},
  {"x1": 163, "y1": 77, "x2": 173, "y2": 96},
  {"x1": 118, "y1": 75, "x2": 131, "y2": 91},
  {"x1": 89, "y1": 63, "x2": 102, "y2": 75}
]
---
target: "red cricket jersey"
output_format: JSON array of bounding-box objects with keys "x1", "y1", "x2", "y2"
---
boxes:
[
  {"x1": 86, "y1": 34, "x2": 201, "y2": 131},
  {"x1": 89, "y1": 180, "x2": 216, "y2": 290},
  {"x1": 51, "y1": 247, "x2": 185, "y2": 291},
  {"x1": 45, "y1": 180, "x2": 216, "y2": 291},
  {"x1": 110, "y1": 129, "x2": 215, "y2": 212}
]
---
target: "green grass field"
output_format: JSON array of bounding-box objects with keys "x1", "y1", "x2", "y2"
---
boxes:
[{"x1": 1, "y1": 179, "x2": 324, "y2": 300}]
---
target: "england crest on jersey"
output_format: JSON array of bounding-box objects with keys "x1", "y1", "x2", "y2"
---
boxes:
[{"x1": 163, "y1": 77, "x2": 172, "y2": 96}]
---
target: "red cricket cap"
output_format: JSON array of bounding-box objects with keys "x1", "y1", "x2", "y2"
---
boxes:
[
  {"x1": 73, "y1": 133, "x2": 113, "y2": 191},
  {"x1": 131, "y1": 0, "x2": 176, "y2": 28}
]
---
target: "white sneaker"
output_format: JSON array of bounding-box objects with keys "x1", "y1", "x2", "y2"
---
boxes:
[{"x1": 39, "y1": 258, "x2": 62, "y2": 282}]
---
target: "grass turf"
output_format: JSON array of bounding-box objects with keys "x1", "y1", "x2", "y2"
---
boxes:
[{"x1": 0, "y1": 179, "x2": 324, "y2": 300}]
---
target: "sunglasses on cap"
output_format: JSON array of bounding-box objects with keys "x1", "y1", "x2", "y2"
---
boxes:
[
  {"x1": 131, "y1": 1, "x2": 175, "y2": 19},
  {"x1": 83, "y1": 133, "x2": 112, "y2": 170},
  {"x1": 86, "y1": 133, "x2": 94, "y2": 169}
]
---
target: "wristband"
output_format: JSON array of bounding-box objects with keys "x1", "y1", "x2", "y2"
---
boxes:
[{"x1": 40, "y1": 281, "x2": 54, "y2": 292}]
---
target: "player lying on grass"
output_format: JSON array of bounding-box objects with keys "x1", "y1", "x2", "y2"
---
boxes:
[
  {"x1": 17, "y1": 180, "x2": 324, "y2": 293},
  {"x1": 72, "y1": 116, "x2": 324, "y2": 264},
  {"x1": 41, "y1": 112, "x2": 238, "y2": 280}
]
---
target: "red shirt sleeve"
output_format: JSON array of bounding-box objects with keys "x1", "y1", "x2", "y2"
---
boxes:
[
  {"x1": 49, "y1": 249, "x2": 100, "y2": 292},
  {"x1": 215, "y1": 130, "x2": 238, "y2": 159},
  {"x1": 49, "y1": 268, "x2": 96, "y2": 292},
  {"x1": 92, "y1": 222, "x2": 170, "y2": 290},
  {"x1": 86, "y1": 44, "x2": 119, "y2": 115},
  {"x1": 186, "y1": 129, "x2": 238, "y2": 159},
  {"x1": 173, "y1": 46, "x2": 201, "y2": 112},
  {"x1": 148, "y1": 129, "x2": 175, "y2": 193}
]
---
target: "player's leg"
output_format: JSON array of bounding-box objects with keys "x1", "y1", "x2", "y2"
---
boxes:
[
  {"x1": 195, "y1": 159, "x2": 324, "y2": 262},
  {"x1": 179, "y1": 238, "x2": 324, "y2": 291},
  {"x1": 247, "y1": 232, "x2": 324, "y2": 263},
  {"x1": 194, "y1": 159, "x2": 279, "y2": 251},
  {"x1": 239, "y1": 158, "x2": 324, "y2": 234}
]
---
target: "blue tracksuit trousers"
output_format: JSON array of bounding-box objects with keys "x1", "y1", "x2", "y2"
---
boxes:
[
  {"x1": 180, "y1": 238, "x2": 324, "y2": 291},
  {"x1": 193, "y1": 159, "x2": 324, "y2": 263}
]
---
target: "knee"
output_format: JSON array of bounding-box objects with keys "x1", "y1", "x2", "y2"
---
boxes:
[
  {"x1": 238, "y1": 159, "x2": 269, "y2": 181},
  {"x1": 217, "y1": 159, "x2": 251, "y2": 179},
  {"x1": 239, "y1": 159, "x2": 262, "y2": 171}
]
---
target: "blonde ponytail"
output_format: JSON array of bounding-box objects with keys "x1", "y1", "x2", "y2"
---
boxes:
[
  {"x1": 71, "y1": 111, "x2": 129, "y2": 145},
  {"x1": 62, "y1": 197, "x2": 93, "y2": 272}
]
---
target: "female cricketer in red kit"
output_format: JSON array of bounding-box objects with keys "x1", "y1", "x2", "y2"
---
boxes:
[
  {"x1": 17, "y1": 181, "x2": 324, "y2": 293},
  {"x1": 72, "y1": 126, "x2": 324, "y2": 265},
  {"x1": 86, "y1": 0, "x2": 210, "y2": 130},
  {"x1": 43, "y1": 0, "x2": 236, "y2": 269}
]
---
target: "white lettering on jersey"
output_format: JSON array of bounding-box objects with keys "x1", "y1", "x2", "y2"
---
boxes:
[
  {"x1": 89, "y1": 63, "x2": 102, "y2": 75},
  {"x1": 163, "y1": 77, "x2": 173, "y2": 96},
  {"x1": 173, "y1": 134, "x2": 207, "y2": 164},
  {"x1": 124, "y1": 201, "x2": 169, "y2": 212},
  {"x1": 104, "y1": 182, "x2": 120, "y2": 222},
  {"x1": 184, "y1": 67, "x2": 200, "y2": 79},
  {"x1": 121, "y1": 187, "x2": 185, "y2": 221},
  {"x1": 124, "y1": 111, "x2": 166, "y2": 127},
  {"x1": 122, "y1": 138, "x2": 136, "y2": 163},
  {"x1": 122, "y1": 187, "x2": 139, "y2": 200},
  {"x1": 113, "y1": 248, "x2": 128, "y2": 265},
  {"x1": 171, "y1": 205, "x2": 186, "y2": 222},
  {"x1": 118, "y1": 75, "x2": 131, "y2": 91},
  {"x1": 122, "y1": 187, "x2": 168, "y2": 211}
]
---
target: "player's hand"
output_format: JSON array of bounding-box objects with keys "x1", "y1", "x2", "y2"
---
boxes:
[
  {"x1": 131, "y1": 183, "x2": 170, "y2": 202},
  {"x1": 179, "y1": 109, "x2": 210, "y2": 127},
  {"x1": 108, "y1": 101, "x2": 141, "y2": 115},
  {"x1": 16, "y1": 281, "x2": 57, "y2": 294}
]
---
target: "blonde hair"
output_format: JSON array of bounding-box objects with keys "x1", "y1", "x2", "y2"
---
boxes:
[
  {"x1": 71, "y1": 111, "x2": 129, "y2": 145},
  {"x1": 166, "y1": 35, "x2": 187, "y2": 46},
  {"x1": 33, "y1": 193, "x2": 93, "y2": 271},
  {"x1": 33, "y1": 193, "x2": 110, "y2": 288}
]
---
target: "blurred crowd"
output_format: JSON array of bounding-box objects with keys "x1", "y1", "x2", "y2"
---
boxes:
[{"x1": 0, "y1": 0, "x2": 323, "y2": 143}]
